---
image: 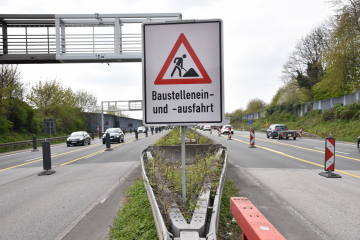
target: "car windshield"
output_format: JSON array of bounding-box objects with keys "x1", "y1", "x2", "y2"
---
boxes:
[
  {"x1": 275, "y1": 125, "x2": 286, "y2": 130},
  {"x1": 224, "y1": 125, "x2": 232, "y2": 128},
  {"x1": 70, "y1": 132, "x2": 83, "y2": 137},
  {"x1": 106, "y1": 129, "x2": 119, "y2": 133}
]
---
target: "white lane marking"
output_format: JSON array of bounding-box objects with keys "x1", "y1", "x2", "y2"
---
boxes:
[
  {"x1": 0, "y1": 151, "x2": 33, "y2": 158},
  {"x1": 261, "y1": 147, "x2": 284, "y2": 154},
  {"x1": 314, "y1": 147, "x2": 348, "y2": 154},
  {"x1": 25, "y1": 153, "x2": 58, "y2": 162}
]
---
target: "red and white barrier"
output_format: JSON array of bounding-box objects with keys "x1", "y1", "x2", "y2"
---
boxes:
[
  {"x1": 228, "y1": 130, "x2": 232, "y2": 140},
  {"x1": 299, "y1": 127, "x2": 302, "y2": 137},
  {"x1": 218, "y1": 128, "x2": 221, "y2": 137},
  {"x1": 319, "y1": 137, "x2": 341, "y2": 178},
  {"x1": 249, "y1": 130, "x2": 256, "y2": 148},
  {"x1": 241, "y1": 126, "x2": 243, "y2": 131},
  {"x1": 230, "y1": 197, "x2": 286, "y2": 240}
]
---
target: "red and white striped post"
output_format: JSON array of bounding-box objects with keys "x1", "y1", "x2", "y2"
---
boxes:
[
  {"x1": 319, "y1": 135, "x2": 341, "y2": 178},
  {"x1": 218, "y1": 128, "x2": 221, "y2": 137},
  {"x1": 249, "y1": 130, "x2": 256, "y2": 148},
  {"x1": 299, "y1": 127, "x2": 302, "y2": 138},
  {"x1": 241, "y1": 126, "x2": 243, "y2": 131},
  {"x1": 228, "y1": 130, "x2": 232, "y2": 140}
]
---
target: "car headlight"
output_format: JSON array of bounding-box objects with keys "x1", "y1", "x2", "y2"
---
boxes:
[
  {"x1": 67, "y1": 138, "x2": 69, "y2": 141},
  {"x1": 116, "y1": 135, "x2": 120, "y2": 137}
]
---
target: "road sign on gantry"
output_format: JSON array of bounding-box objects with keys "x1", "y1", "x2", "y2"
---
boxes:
[{"x1": 142, "y1": 19, "x2": 224, "y2": 125}]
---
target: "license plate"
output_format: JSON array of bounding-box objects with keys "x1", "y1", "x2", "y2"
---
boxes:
[
  {"x1": 72, "y1": 142, "x2": 76, "y2": 143},
  {"x1": 288, "y1": 134, "x2": 291, "y2": 137}
]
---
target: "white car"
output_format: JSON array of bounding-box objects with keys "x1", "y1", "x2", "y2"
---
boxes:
[
  {"x1": 137, "y1": 126, "x2": 146, "y2": 133},
  {"x1": 221, "y1": 125, "x2": 234, "y2": 134},
  {"x1": 203, "y1": 125, "x2": 211, "y2": 131}
]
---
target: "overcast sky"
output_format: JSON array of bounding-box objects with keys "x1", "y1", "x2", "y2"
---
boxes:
[{"x1": 2, "y1": 0, "x2": 334, "y2": 119}]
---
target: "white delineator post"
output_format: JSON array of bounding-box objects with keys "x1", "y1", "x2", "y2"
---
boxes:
[
  {"x1": 319, "y1": 136, "x2": 341, "y2": 178},
  {"x1": 249, "y1": 130, "x2": 256, "y2": 148}
]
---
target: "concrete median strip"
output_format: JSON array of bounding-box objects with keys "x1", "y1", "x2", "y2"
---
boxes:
[{"x1": 231, "y1": 137, "x2": 360, "y2": 180}]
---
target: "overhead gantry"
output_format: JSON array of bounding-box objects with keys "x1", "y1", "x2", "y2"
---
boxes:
[{"x1": 0, "y1": 13, "x2": 182, "y2": 64}]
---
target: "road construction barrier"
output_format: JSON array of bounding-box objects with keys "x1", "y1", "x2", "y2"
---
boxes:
[
  {"x1": 241, "y1": 126, "x2": 243, "y2": 131},
  {"x1": 218, "y1": 128, "x2": 221, "y2": 137},
  {"x1": 299, "y1": 127, "x2": 302, "y2": 137},
  {"x1": 230, "y1": 197, "x2": 286, "y2": 240},
  {"x1": 228, "y1": 131, "x2": 231, "y2": 140},
  {"x1": 38, "y1": 141, "x2": 56, "y2": 176},
  {"x1": 319, "y1": 136, "x2": 341, "y2": 178},
  {"x1": 249, "y1": 130, "x2": 256, "y2": 148}
]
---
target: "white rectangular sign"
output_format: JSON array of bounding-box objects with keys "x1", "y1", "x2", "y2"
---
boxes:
[{"x1": 142, "y1": 19, "x2": 224, "y2": 125}]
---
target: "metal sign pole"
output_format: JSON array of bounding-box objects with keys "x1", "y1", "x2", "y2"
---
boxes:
[{"x1": 181, "y1": 126, "x2": 186, "y2": 201}]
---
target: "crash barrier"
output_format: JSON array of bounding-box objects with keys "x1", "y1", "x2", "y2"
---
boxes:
[
  {"x1": 38, "y1": 141, "x2": 56, "y2": 176},
  {"x1": 249, "y1": 130, "x2": 256, "y2": 148},
  {"x1": 0, "y1": 136, "x2": 68, "y2": 151},
  {"x1": 230, "y1": 197, "x2": 286, "y2": 240},
  {"x1": 319, "y1": 136, "x2": 341, "y2": 178},
  {"x1": 228, "y1": 131, "x2": 232, "y2": 140},
  {"x1": 141, "y1": 148, "x2": 228, "y2": 240}
]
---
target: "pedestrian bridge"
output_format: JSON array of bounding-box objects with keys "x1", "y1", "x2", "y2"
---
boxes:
[{"x1": 0, "y1": 13, "x2": 182, "y2": 64}]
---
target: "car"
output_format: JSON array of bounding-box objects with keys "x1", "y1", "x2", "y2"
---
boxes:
[
  {"x1": 267, "y1": 124, "x2": 287, "y2": 139},
  {"x1": 137, "y1": 126, "x2": 146, "y2": 133},
  {"x1": 221, "y1": 125, "x2": 234, "y2": 134},
  {"x1": 67, "y1": 131, "x2": 91, "y2": 147},
  {"x1": 102, "y1": 128, "x2": 125, "y2": 144},
  {"x1": 203, "y1": 125, "x2": 211, "y2": 131}
]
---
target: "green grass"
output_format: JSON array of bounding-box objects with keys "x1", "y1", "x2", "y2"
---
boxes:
[
  {"x1": 154, "y1": 127, "x2": 211, "y2": 145},
  {"x1": 232, "y1": 109, "x2": 360, "y2": 142},
  {"x1": 217, "y1": 179, "x2": 242, "y2": 240},
  {"x1": 109, "y1": 178, "x2": 242, "y2": 240},
  {"x1": 109, "y1": 179, "x2": 158, "y2": 240}
]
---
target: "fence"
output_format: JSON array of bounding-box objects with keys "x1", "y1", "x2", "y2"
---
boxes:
[{"x1": 243, "y1": 88, "x2": 360, "y2": 120}]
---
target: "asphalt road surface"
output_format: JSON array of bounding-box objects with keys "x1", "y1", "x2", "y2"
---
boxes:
[
  {"x1": 1, "y1": 128, "x2": 360, "y2": 240},
  {"x1": 0, "y1": 131, "x2": 166, "y2": 240},
  {"x1": 200, "y1": 129, "x2": 360, "y2": 240}
]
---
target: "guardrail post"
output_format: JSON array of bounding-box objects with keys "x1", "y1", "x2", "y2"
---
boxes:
[
  {"x1": 32, "y1": 135, "x2": 39, "y2": 152},
  {"x1": 38, "y1": 141, "x2": 56, "y2": 176},
  {"x1": 105, "y1": 133, "x2": 113, "y2": 151}
]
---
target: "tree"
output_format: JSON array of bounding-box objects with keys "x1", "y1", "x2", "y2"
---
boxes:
[
  {"x1": 76, "y1": 89, "x2": 98, "y2": 113},
  {"x1": 27, "y1": 78, "x2": 78, "y2": 117},
  {"x1": 245, "y1": 98, "x2": 267, "y2": 113}
]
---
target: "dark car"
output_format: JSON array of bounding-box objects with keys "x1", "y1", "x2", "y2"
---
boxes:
[
  {"x1": 67, "y1": 131, "x2": 91, "y2": 147},
  {"x1": 267, "y1": 124, "x2": 287, "y2": 139},
  {"x1": 102, "y1": 128, "x2": 124, "y2": 144}
]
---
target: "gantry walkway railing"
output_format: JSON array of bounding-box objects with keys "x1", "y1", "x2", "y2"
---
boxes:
[{"x1": 0, "y1": 13, "x2": 182, "y2": 64}]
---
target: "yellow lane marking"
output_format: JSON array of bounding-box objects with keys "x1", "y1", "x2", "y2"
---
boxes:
[
  {"x1": 234, "y1": 134, "x2": 360, "y2": 162},
  {"x1": 0, "y1": 143, "x2": 102, "y2": 172},
  {"x1": 60, "y1": 136, "x2": 146, "y2": 166},
  {"x1": 231, "y1": 138, "x2": 360, "y2": 179}
]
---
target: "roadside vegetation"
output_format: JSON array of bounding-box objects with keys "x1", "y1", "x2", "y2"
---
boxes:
[
  {"x1": 155, "y1": 126, "x2": 211, "y2": 145},
  {"x1": 108, "y1": 179, "x2": 242, "y2": 240},
  {"x1": 226, "y1": 1, "x2": 360, "y2": 142},
  {"x1": 0, "y1": 64, "x2": 98, "y2": 144}
]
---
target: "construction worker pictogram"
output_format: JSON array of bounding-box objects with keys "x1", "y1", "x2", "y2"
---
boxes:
[{"x1": 154, "y1": 33, "x2": 212, "y2": 85}]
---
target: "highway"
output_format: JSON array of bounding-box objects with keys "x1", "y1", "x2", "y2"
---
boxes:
[
  {"x1": 0, "y1": 132, "x2": 166, "y2": 240},
  {"x1": 200, "y1": 129, "x2": 360, "y2": 240},
  {"x1": 1, "y1": 129, "x2": 360, "y2": 240}
]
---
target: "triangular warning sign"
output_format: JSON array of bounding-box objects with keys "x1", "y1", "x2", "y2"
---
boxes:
[{"x1": 154, "y1": 33, "x2": 212, "y2": 85}]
